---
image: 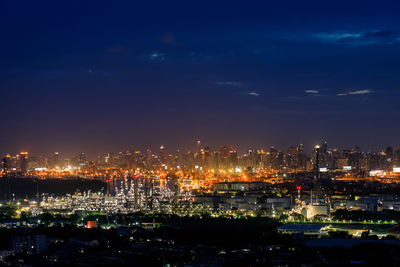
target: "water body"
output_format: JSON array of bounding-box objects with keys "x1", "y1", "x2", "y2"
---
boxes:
[{"x1": 0, "y1": 176, "x2": 106, "y2": 200}]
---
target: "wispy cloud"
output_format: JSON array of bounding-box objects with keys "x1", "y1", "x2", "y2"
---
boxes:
[
  {"x1": 248, "y1": 92, "x2": 260, "y2": 97},
  {"x1": 337, "y1": 89, "x2": 373, "y2": 96},
  {"x1": 311, "y1": 30, "x2": 399, "y2": 46},
  {"x1": 149, "y1": 52, "x2": 166, "y2": 61},
  {"x1": 216, "y1": 81, "x2": 244, "y2": 87},
  {"x1": 304, "y1": 90, "x2": 319, "y2": 94},
  {"x1": 312, "y1": 33, "x2": 362, "y2": 42}
]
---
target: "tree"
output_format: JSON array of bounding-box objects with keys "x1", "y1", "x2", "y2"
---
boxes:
[
  {"x1": 279, "y1": 214, "x2": 289, "y2": 221},
  {"x1": 19, "y1": 211, "x2": 30, "y2": 221},
  {"x1": 0, "y1": 206, "x2": 16, "y2": 220},
  {"x1": 313, "y1": 214, "x2": 328, "y2": 221},
  {"x1": 292, "y1": 212, "x2": 305, "y2": 221},
  {"x1": 69, "y1": 213, "x2": 82, "y2": 224},
  {"x1": 39, "y1": 212, "x2": 53, "y2": 225}
]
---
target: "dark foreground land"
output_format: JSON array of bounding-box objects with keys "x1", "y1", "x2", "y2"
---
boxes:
[{"x1": 2, "y1": 216, "x2": 400, "y2": 266}]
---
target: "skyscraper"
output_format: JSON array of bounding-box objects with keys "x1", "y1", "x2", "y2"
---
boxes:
[
  {"x1": 19, "y1": 152, "x2": 29, "y2": 172},
  {"x1": 79, "y1": 153, "x2": 86, "y2": 168},
  {"x1": 159, "y1": 145, "x2": 166, "y2": 165},
  {"x1": 52, "y1": 152, "x2": 60, "y2": 169}
]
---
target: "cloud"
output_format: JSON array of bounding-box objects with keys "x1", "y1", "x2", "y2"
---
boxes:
[
  {"x1": 362, "y1": 30, "x2": 396, "y2": 39},
  {"x1": 304, "y1": 90, "x2": 319, "y2": 94},
  {"x1": 312, "y1": 33, "x2": 362, "y2": 42},
  {"x1": 337, "y1": 89, "x2": 373, "y2": 96},
  {"x1": 149, "y1": 52, "x2": 166, "y2": 61},
  {"x1": 311, "y1": 30, "x2": 399, "y2": 46},
  {"x1": 216, "y1": 81, "x2": 244, "y2": 87},
  {"x1": 248, "y1": 92, "x2": 260, "y2": 97}
]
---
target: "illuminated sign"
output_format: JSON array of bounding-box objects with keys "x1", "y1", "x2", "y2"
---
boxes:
[
  {"x1": 370, "y1": 170, "x2": 384, "y2": 176},
  {"x1": 319, "y1": 167, "x2": 328, "y2": 172},
  {"x1": 343, "y1": 166, "x2": 352, "y2": 171},
  {"x1": 393, "y1": 167, "x2": 400, "y2": 173}
]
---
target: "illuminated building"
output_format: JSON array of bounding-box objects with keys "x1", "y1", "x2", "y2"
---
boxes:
[
  {"x1": 218, "y1": 145, "x2": 237, "y2": 169},
  {"x1": 196, "y1": 140, "x2": 201, "y2": 154},
  {"x1": 287, "y1": 146, "x2": 298, "y2": 169},
  {"x1": 79, "y1": 152, "x2": 86, "y2": 168},
  {"x1": 301, "y1": 204, "x2": 329, "y2": 219},
  {"x1": 1, "y1": 154, "x2": 10, "y2": 172},
  {"x1": 213, "y1": 182, "x2": 266, "y2": 192},
  {"x1": 87, "y1": 221, "x2": 97, "y2": 228},
  {"x1": 385, "y1": 146, "x2": 394, "y2": 170},
  {"x1": 159, "y1": 145, "x2": 166, "y2": 164},
  {"x1": 19, "y1": 152, "x2": 29, "y2": 172},
  {"x1": 313, "y1": 145, "x2": 320, "y2": 180},
  {"x1": 50, "y1": 152, "x2": 60, "y2": 169}
]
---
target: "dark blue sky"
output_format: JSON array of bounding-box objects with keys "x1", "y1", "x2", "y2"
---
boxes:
[{"x1": 1, "y1": 0, "x2": 400, "y2": 156}]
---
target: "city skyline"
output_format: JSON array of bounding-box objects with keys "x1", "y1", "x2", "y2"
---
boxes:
[
  {"x1": 3, "y1": 140, "x2": 400, "y2": 176},
  {"x1": 2, "y1": 139, "x2": 400, "y2": 159}
]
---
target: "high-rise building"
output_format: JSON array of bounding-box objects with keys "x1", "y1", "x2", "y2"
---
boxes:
[
  {"x1": 219, "y1": 145, "x2": 237, "y2": 169},
  {"x1": 1, "y1": 154, "x2": 10, "y2": 172},
  {"x1": 159, "y1": 145, "x2": 166, "y2": 164},
  {"x1": 297, "y1": 143, "x2": 306, "y2": 170},
  {"x1": 385, "y1": 146, "x2": 394, "y2": 171},
  {"x1": 51, "y1": 152, "x2": 60, "y2": 169},
  {"x1": 312, "y1": 145, "x2": 320, "y2": 180},
  {"x1": 287, "y1": 146, "x2": 298, "y2": 169},
  {"x1": 196, "y1": 140, "x2": 201, "y2": 153},
  {"x1": 79, "y1": 153, "x2": 86, "y2": 168},
  {"x1": 394, "y1": 148, "x2": 400, "y2": 168},
  {"x1": 19, "y1": 152, "x2": 29, "y2": 172}
]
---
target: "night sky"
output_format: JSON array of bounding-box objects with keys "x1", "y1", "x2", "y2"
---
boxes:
[{"x1": 1, "y1": 0, "x2": 400, "y2": 157}]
